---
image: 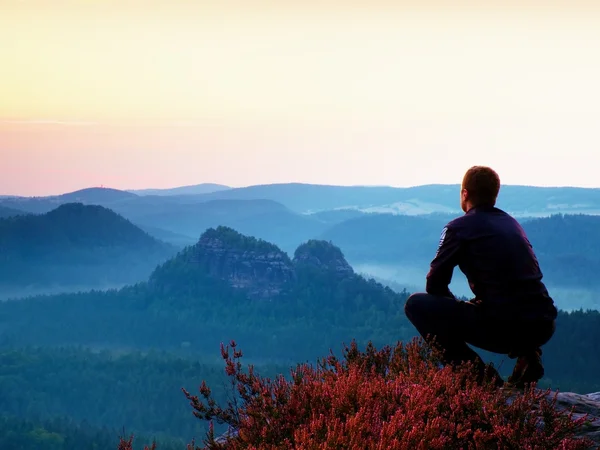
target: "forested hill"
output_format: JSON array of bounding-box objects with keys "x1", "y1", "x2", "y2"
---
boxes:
[
  {"x1": 0, "y1": 203, "x2": 176, "y2": 291},
  {"x1": 0, "y1": 205, "x2": 26, "y2": 219},
  {"x1": 1, "y1": 226, "x2": 600, "y2": 445},
  {"x1": 0, "y1": 227, "x2": 407, "y2": 359},
  {"x1": 520, "y1": 214, "x2": 600, "y2": 288}
]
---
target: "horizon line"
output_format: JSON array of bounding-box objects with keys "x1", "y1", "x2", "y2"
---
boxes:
[{"x1": 3, "y1": 181, "x2": 600, "y2": 198}]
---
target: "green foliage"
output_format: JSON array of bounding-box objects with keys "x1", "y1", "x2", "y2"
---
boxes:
[
  {"x1": 0, "y1": 346, "x2": 288, "y2": 441},
  {"x1": 0, "y1": 414, "x2": 183, "y2": 450}
]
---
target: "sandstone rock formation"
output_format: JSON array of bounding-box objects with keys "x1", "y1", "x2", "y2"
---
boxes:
[
  {"x1": 191, "y1": 226, "x2": 296, "y2": 300},
  {"x1": 293, "y1": 239, "x2": 354, "y2": 277}
]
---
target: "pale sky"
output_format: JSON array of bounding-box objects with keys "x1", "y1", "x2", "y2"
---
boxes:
[{"x1": 1, "y1": 0, "x2": 600, "y2": 196}]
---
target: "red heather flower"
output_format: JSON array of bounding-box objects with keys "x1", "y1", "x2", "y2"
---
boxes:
[{"x1": 181, "y1": 338, "x2": 594, "y2": 450}]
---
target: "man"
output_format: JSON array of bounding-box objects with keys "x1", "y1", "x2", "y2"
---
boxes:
[{"x1": 404, "y1": 166, "x2": 558, "y2": 388}]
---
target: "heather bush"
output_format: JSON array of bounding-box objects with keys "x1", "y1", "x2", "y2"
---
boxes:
[{"x1": 123, "y1": 338, "x2": 595, "y2": 449}]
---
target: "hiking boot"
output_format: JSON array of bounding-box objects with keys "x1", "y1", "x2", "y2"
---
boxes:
[
  {"x1": 476, "y1": 362, "x2": 505, "y2": 388},
  {"x1": 507, "y1": 349, "x2": 544, "y2": 389}
]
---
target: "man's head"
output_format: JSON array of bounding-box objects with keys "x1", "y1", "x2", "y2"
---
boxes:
[{"x1": 460, "y1": 166, "x2": 501, "y2": 212}]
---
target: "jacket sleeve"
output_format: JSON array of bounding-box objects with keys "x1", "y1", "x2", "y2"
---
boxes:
[{"x1": 426, "y1": 225, "x2": 461, "y2": 298}]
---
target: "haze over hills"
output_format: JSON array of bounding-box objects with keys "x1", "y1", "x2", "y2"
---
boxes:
[
  {"x1": 0, "y1": 203, "x2": 176, "y2": 297},
  {"x1": 122, "y1": 198, "x2": 329, "y2": 253},
  {"x1": 169, "y1": 182, "x2": 600, "y2": 216},
  {"x1": 2, "y1": 183, "x2": 600, "y2": 309},
  {"x1": 5, "y1": 182, "x2": 600, "y2": 218},
  {"x1": 129, "y1": 183, "x2": 231, "y2": 196},
  {"x1": 0, "y1": 226, "x2": 409, "y2": 361},
  {"x1": 325, "y1": 212, "x2": 600, "y2": 310}
]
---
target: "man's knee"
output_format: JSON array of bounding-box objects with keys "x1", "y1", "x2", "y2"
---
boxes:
[{"x1": 404, "y1": 292, "x2": 427, "y2": 321}]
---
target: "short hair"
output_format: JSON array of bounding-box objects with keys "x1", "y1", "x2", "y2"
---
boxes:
[{"x1": 462, "y1": 166, "x2": 501, "y2": 207}]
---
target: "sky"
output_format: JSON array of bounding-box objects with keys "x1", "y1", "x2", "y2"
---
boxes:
[{"x1": 1, "y1": 0, "x2": 600, "y2": 196}]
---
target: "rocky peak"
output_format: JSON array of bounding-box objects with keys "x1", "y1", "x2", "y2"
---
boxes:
[
  {"x1": 293, "y1": 240, "x2": 354, "y2": 277},
  {"x1": 192, "y1": 226, "x2": 295, "y2": 300}
]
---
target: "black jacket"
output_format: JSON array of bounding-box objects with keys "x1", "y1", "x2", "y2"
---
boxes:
[{"x1": 426, "y1": 205, "x2": 557, "y2": 320}]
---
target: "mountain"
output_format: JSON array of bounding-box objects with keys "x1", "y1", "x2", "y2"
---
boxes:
[
  {"x1": 0, "y1": 187, "x2": 138, "y2": 214},
  {"x1": 522, "y1": 214, "x2": 600, "y2": 290},
  {"x1": 189, "y1": 183, "x2": 455, "y2": 214},
  {"x1": 130, "y1": 183, "x2": 231, "y2": 196},
  {"x1": 307, "y1": 208, "x2": 369, "y2": 224},
  {"x1": 5, "y1": 183, "x2": 600, "y2": 230},
  {"x1": 317, "y1": 212, "x2": 600, "y2": 309},
  {"x1": 58, "y1": 187, "x2": 138, "y2": 203},
  {"x1": 135, "y1": 223, "x2": 197, "y2": 248},
  {"x1": 127, "y1": 198, "x2": 329, "y2": 253},
  {"x1": 0, "y1": 203, "x2": 175, "y2": 293},
  {"x1": 0, "y1": 205, "x2": 26, "y2": 219},
  {"x1": 0, "y1": 190, "x2": 327, "y2": 252},
  {"x1": 181, "y1": 183, "x2": 600, "y2": 216},
  {"x1": 319, "y1": 213, "x2": 448, "y2": 265}
]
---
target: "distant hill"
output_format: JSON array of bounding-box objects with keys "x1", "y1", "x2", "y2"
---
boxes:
[
  {"x1": 0, "y1": 187, "x2": 138, "y2": 214},
  {"x1": 0, "y1": 205, "x2": 26, "y2": 219},
  {"x1": 130, "y1": 183, "x2": 231, "y2": 196},
  {"x1": 58, "y1": 187, "x2": 138, "y2": 203},
  {"x1": 192, "y1": 183, "x2": 454, "y2": 214},
  {"x1": 128, "y1": 198, "x2": 329, "y2": 253},
  {"x1": 319, "y1": 213, "x2": 448, "y2": 264},
  {"x1": 0, "y1": 203, "x2": 175, "y2": 292},
  {"x1": 317, "y1": 211, "x2": 600, "y2": 308},
  {"x1": 0, "y1": 189, "x2": 328, "y2": 252},
  {"x1": 188, "y1": 183, "x2": 600, "y2": 217},
  {"x1": 522, "y1": 214, "x2": 600, "y2": 290},
  {"x1": 4, "y1": 183, "x2": 600, "y2": 225},
  {"x1": 307, "y1": 208, "x2": 369, "y2": 224},
  {"x1": 135, "y1": 223, "x2": 196, "y2": 247}
]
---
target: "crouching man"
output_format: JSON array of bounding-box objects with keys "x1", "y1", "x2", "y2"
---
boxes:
[{"x1": 404, "y1": 166, "x2": 557, "y2": 388}]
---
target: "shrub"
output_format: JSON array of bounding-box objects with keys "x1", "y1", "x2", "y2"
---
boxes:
[{"x1": 178, "y1": 338, "x2": 594, "y2": 449}]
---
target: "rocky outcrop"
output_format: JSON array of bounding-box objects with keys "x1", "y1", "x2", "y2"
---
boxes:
[
  {"x1": 151, "y1": 229, "x2": 358, "y2": 301},
  {"x1": 293, "y1": 240, "x2": 354, "y2": 277},
  {"x1": 191, "y1": 227, "x2": 295, "y2": 300},
  {"x1": 553, "y1": 391, "x2": 600, "y2": 446}
]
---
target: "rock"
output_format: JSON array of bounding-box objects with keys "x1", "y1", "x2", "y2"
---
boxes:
[
  {"x1": 552, "y1": 391, "x2": 600, "y2": 446},
  {"x1": 293, "y1": 240, "x2": 354, "y2": 277},
  {"x1": 192, "y1": 227, "x2": 296, "y2": 300},
  {"x1": 503, "y1": 389, "x2": 600, "y2": 446},
  {"x1": 151, "y1": 228, "x2": 364, "y2": 301}
]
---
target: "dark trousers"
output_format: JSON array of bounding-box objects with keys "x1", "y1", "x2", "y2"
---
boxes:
[{"x1": 404, "y1": 293, "x2": 556, "y2": 368}]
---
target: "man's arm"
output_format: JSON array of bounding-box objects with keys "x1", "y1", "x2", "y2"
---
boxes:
[{"x1": 426, "y1": 225, "x2": 461, "y2": 299}]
